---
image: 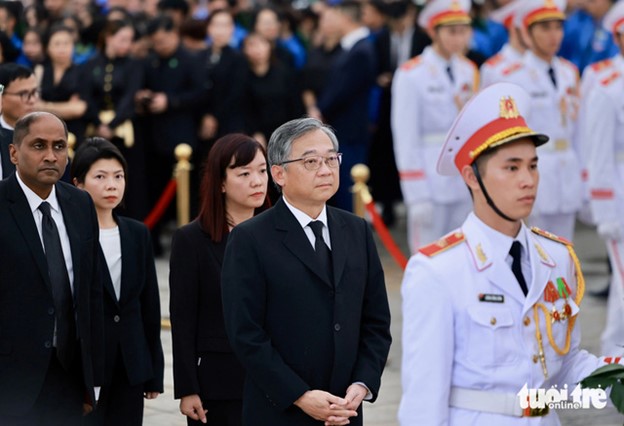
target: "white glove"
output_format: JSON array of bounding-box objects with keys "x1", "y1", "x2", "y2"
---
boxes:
[
  {"x1": 408, "y1": 201, "x2": 434, "y2": 226},
  {"x1": 597, "y1": 222, "x2": 623, "y2": 242}
]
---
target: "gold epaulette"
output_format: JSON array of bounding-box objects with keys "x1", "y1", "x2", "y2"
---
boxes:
[
  {"x1": 600, "y1": 71, "x2": 621, "y2": 86},
  {"x1": 419, "y1": 232, "x2": 465, "y2": 257},
  {"x1": 484, "y1": 53, "x2": 503, "y2": 67},
  {"x1": 501, "y1": 62, "x2": 523, "y2": 76},
  {"x1": 590, "y1": 58, "x2": 613, "y2": 72},
  {"x1": 531, "y1": 227, "x2": 572, "y2": 246},
  {"x1": 400, "y1": 56, "x2": 422, "y2": 71}
]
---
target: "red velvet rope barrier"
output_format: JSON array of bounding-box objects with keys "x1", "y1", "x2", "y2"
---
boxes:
[
  {"x1": 364, "y1": 201, "x2": 408, "y2": 270},
  {"x1": 144, "y1": 179, "x2": 178, "y2": 230}
]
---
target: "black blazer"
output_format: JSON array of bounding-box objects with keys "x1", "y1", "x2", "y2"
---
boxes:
[
  {"x1": 138, "y1": 45, "x2": 208, "y2": 155},
  {"x1": 317, "y1": 37, "x2": 378, "y2": 147},
  {"x1": 0, "y1": 127, "x2": 14, "y2": 178},
  {"x1": 169, "y1": 220, "x2": 245, "y2": 401},
  {"x1": 221, "y1": 199, "x2": 392, "y2": 425},
  {"x1": 99, "y1": 215, "x2": 164, "y2": 392},
  {"x1": 0, "y1": 175, "x2": 104, "y2": 415}
]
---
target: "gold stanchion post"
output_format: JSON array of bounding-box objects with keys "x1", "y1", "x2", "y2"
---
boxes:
[
  {"x1": 351, "y1": 164, "x2": 371, "y2": 218},
  {"x1": 67, "y1": 132, "x2": 77, "y2": 160},
  {"x1": 174, "y1": 143, "x2": 193, "y2": 227}
]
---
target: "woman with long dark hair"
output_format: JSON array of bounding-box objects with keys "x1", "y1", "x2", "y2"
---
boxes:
[{"x1": 169, "y1": 134, "x2": 270, "y2": 425}]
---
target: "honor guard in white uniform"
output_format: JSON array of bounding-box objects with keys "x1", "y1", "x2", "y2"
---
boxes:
[
  {"x1": 391, "y1": 0, "x2": 477, "y2": 253},
  {"x1": 575, "y1": 2, "x2": 622, "y2": 225},
  {"x1": 498, "y1": 0, "x2": 583, "y2": 241},
  {"x1": 582, "y1": 1, "x2": 624, "y2": 356},
  {"x1": 480, "y1": 0, "x2": 525, "y2": 87},
  {"x1": 399, "y1": 82, "x2": 619, "y2": 425}
]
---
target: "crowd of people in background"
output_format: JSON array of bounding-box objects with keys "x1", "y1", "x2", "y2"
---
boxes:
[{"x1": 0, "y1": 0, "x2": 618, "y2": 241}]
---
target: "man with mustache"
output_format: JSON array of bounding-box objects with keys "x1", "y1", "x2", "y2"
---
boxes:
[
  {"x1": 0, "y1": 112, "x2": 103, "y2": 425},
  {"x1": 0, "y1": 63, "x2": 38, "y2": 179}
]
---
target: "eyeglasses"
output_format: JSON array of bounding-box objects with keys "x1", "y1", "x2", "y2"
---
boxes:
[
  {"x1": 0, "y1": 84, "x2": 4, "y2": 94},
  {"x1": 281, "y1": 153, "x2": 342, "y2": 171},
  {"x1": 3, "y1": 88, "x2": 40, "y2": 102}
]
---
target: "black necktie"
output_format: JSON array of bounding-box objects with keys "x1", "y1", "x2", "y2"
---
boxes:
[
  {"x1": 39, "y1": 202, "x2": 76, "y2": 370},
  {"x1": 446, "y1": 65, "x2": 454, "y2": 84},
  {"x1": 509, "y1": 241, "x2": 528, "y2": 296},
  {"x1": 548, "y1": 66, "x2": 557, "y2": 88},
  {"x1": 309, "y1": 221, "x2": 333, "y2": 283}
]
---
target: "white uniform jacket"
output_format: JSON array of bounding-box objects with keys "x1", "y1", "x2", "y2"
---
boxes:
[
  {"x1": 583, "y1": 57, "x2": 624, "y2": 227},
  {"x1": 501, "y1": 52, "x2": 583, "y2": 215},
  {"x1": 399, "y1": 213, "x2": 607, "y2": 425},
  {"x1": 391, "y1": 47, "x2": 478, "y2": 206},
  {"x1": 575, "y1": 56, "x2": 622, "y2": 196},
  {"x1": 480, "y1": 44, "x2": 524, "y2": 88}
]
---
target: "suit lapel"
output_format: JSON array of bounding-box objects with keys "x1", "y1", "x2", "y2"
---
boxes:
[
  {"x1": 275, "y1": 199, "x2": 333, "y2": 288},
  {"x1": 99, "y1": 243, "x2": 119, "y2": 306},
  {"x1": 327, "y1": 207, "x2": 348, "y2": 287},
  {"x1": 114, "y1": 216, "x2": 131, "y2": 306},
  {"x1": 57, "y1": 184, "x2": 81, "y2": 302},
  {"x1": 6, "y1": 174, "x2": 51, "y2": 292}
]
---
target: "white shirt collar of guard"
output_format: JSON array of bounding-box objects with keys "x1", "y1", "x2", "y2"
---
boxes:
[{"x1": 469, "y1": 212, "x2": 530, "y2": 261}]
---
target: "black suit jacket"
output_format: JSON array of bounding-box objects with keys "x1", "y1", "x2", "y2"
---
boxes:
[
  {"x1": 317, "y1": 36, "x2": 378, "y2": 147},
  {"x1": 221, "y1": 199, "x2": 392, "y2": 425},
  {"x1": 138, "y1": 45, "x2": 208, "y2": 155},
  {"x1": 169, "y1": 220, "x2": 245, "y2": 401},
  {"x1": 0, "y1": 127, "x2": 14, "y2": 179},
  {"x1": 99, "y1": 215, "x2": 163, "y2": 392},
  {"x1": 0, "y1": 175, "x2": 104, "y2": 415}
]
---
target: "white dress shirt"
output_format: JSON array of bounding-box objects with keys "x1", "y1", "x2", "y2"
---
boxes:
[
  {"x1": 282, "y1": 196, "x2": 331, "y2": 249},
  {"x1": 100, "y1": 226, "x2": 122, "y2": 300},
  {"x1": 16, "y1": 171, "x2": 74, "y2": 291}
]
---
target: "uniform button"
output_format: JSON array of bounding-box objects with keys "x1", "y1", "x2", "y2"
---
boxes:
[
  {"x1": 334, "y1": 323, "x2": 341, "y2": 332},
  {"x1": 524, "y1": 317, "x2": 531, "y2": 326},
  {"x1": 113, "y1": 315, "x2": 120, "y2": 323},
  {"x1": 44, "y1": 341, "x2": 52, "y2": 349},
  {"x1": 490, "y1": 317, "x2": 497, "y2": 326},
  {"x1": 532, "y1": 355, "x2": 539, "y2": 364},
  {"x1": 48, "y1": 307, "x2": 55, "y2": 315}
]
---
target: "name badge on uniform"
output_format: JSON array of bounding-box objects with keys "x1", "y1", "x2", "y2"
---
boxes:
[{"x1": 479, "y1": 293, "x2": 504, "y2": 303}]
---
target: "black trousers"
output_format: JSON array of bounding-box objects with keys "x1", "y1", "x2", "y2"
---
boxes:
[
  {"x1": 0, "y1": 350, "x2": 84, "y2": 426},
  {"x1": 186, "y1": 400, "x2": 243, "y2": 426},
  {"x1": 85, "y1": 351, "x2": 144, "y2": 426}
]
